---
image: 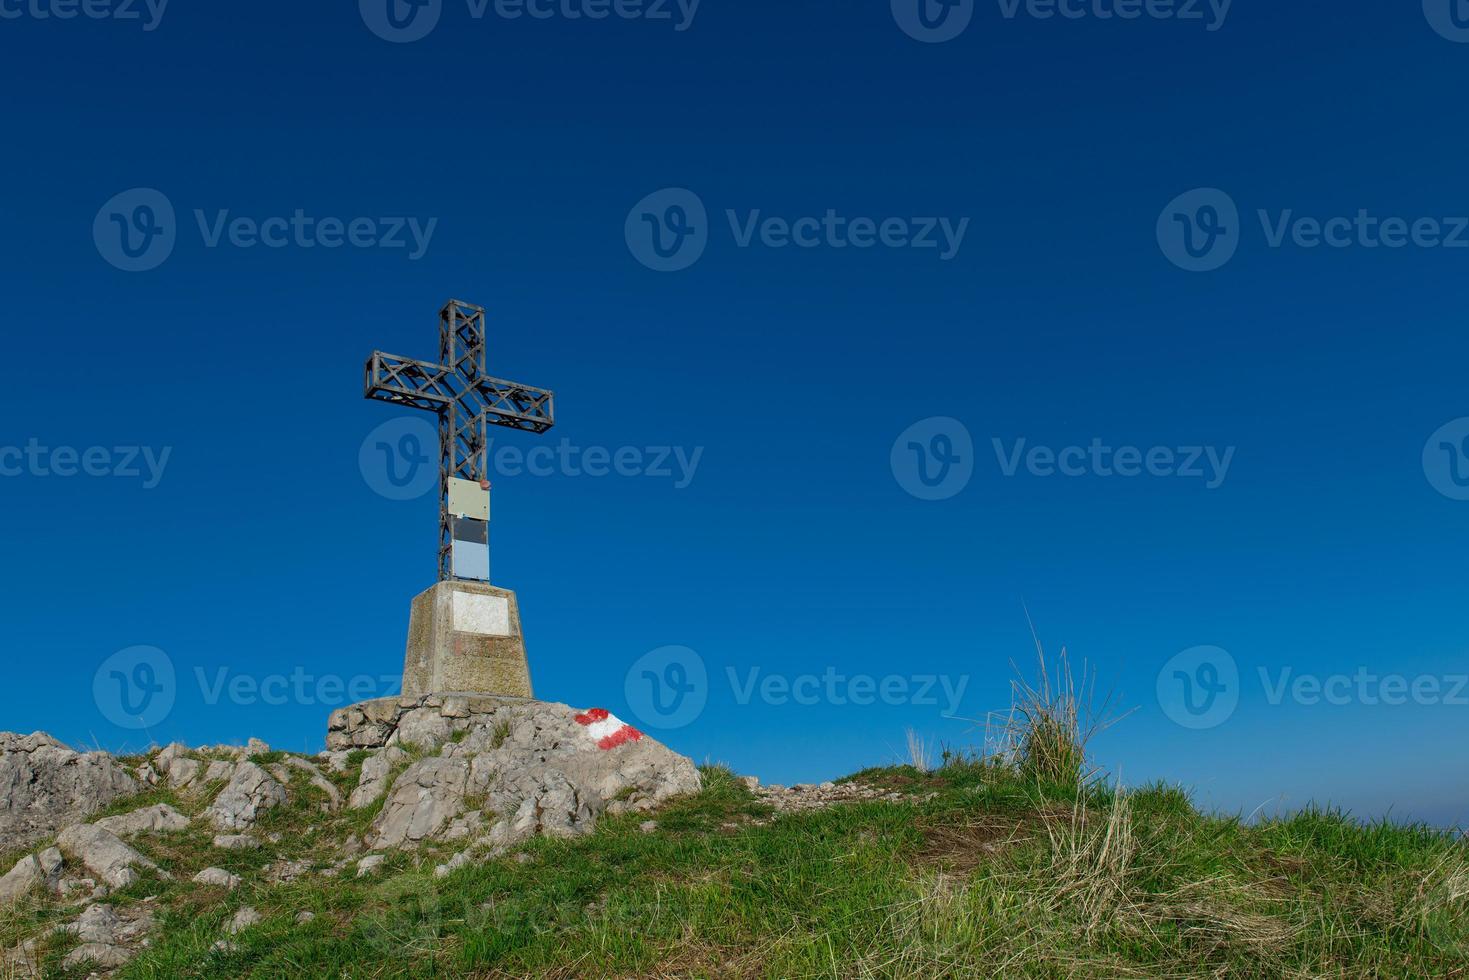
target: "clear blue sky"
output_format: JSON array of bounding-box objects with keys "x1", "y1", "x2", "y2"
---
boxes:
[{"x1": 3, "y1": 2, "x2": 1469, "y2": 828}]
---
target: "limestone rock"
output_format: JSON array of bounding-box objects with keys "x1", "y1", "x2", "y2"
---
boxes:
[
  {"x1": 193, "y1": 867, "x2": 241, "y2": 890},
  {"x1": 226, "y1": 906, "x2": 261, "y2": 934},
  {"x1": 167, "y1": 757, "x2": 202, "y2": 788},
  {"x1": 205, "y1": 762, "x2": 288, "y2": 831},
  {"x1": 96, "y1": 803, "x2": 190, "y2": 837},
  {"x1": 246, "y1": 738, "x2": 271, "y2": 756},
  {"x1": 201, "y1": 759, "x2": 235, "y2": 785},
  {"x1": 349, "y1": 746, "x2": 406, "y2": 809},
  {"x1": 212, "y1": 834, "x2": 260, "y2": 850},
  {"x1": 342, "y1": 695, "x2": 700, "y2": 851},
  {"x1": 0, "y1": 847, "x2": 63, "y2": 904},
  {"x1": 56, "y1": 824, "x2": 160, "y2": 890},
  {"x1": 0, "y1": 732, "x2": 139, "y2": 851},
  {"x1": 63, "y1": 942, "x2": 133, "y2": 969},
  {"x1": 63, "y1": 903, "x2": 122, "y2": 945},
  {"x1": 356, "y1": 854, "x2": 385, "y2": 877}
]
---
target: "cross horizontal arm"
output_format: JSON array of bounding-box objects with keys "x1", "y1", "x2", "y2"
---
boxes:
[{"x1": 364, "y1": 351, "x2": 556, "y2": 433}]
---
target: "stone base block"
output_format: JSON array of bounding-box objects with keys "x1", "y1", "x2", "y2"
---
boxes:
[{"x1": 401, "y1": 581, "x2": 533, "y2": 699}]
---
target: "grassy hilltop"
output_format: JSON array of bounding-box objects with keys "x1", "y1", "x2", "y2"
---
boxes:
[
  {"x1": 3, "y1": 651, "x2": 1467, "y2": 978},
  {"x1": 5, "y1": 759, "x2": 1467, "y2": 977}
]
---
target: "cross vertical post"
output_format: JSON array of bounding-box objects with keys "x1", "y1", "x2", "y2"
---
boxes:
[{"x1": 364, "y1": 298, "x2": 556, "y2": 581}]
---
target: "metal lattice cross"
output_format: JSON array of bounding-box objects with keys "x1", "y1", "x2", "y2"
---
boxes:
[{"x1": 364, "y1": 299, "x2": 555, "y2": 581}]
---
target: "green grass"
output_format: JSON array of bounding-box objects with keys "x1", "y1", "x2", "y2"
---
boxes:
[{"x1": 7, "y1": 760, "x2": 1446, "y2": 979}]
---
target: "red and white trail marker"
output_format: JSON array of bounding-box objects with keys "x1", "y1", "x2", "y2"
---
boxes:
[{"x1": 574, "y1": 708, "x2": 643, "y2": 751}]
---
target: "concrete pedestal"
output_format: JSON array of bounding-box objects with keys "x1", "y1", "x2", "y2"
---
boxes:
[{"x1": 400, "y1": 581, "x2": 533, "y2": 699}]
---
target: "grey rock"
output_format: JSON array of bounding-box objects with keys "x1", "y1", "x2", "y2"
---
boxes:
[
  {"x1": 2, "y1": 938, "x2": 39, "y2": 978},
  {"x1": 295, "y1": 910, "x2": 315, "y2": 924},
  {"x1": 0, "y1": 732, "x2": 139, "y2": 851},
  {"x1": 739, "y1": 775, "x2": 760, "y2": 791},
  {"x1": 167, "y1": 756, "x2": 203, "y2": 788},
  {"x1": 205, "y1": 762, "x2": 288, "y2": 831},
  {"x1": 153, "y1": 742, "x2": 190, "y2": 768},
  {"x1": 353, "y1": 696, "x2": 701, "y2": 851},
  {"x1": 246, "y1": 738, "x2": 271, "y2": 756},
  {"x1": 640, "y1": 820, "x2": 658, "y2": 834},
  {"x1": 56, "y1": 824, "x2": 160, "y2": 890},
  {"x1": 201, "y1": 759, "x2": 235, "y2": 784},
  {"x1": 349, "y1": 745, "x2": 406, "y2": 810},
  {"x1": 212, "y1": 834, "x2": 260, "y2": 850},
  {"x1": 193, "y1": 867, "x2": 242, "y2": 890},
  {"x1": 0, "y1": 847, "x2": 63, "y2": 904},
  {"x1": 319, "y1": 750, "x2": 353, "y2": 774},
  {"x1": 62, "y1": 942, "x2": 132, "y2": 969},
  {"x1": 225, "y1": 906, "x2": 261, "y2": 934},
  {"x1": 63, "y1": 903, "x2": 122, "y2": 945},
  {"x1": 355, "y1": 854, "x2": 385, "y2": 877},
  {"x1": 96, "y1": 803, "x2": 190, "y2": 837}
]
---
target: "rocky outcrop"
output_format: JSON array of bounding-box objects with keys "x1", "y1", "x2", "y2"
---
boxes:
[
  {"x1": 0, "y1": 733, "x2": 139, "y2": 850},
  {"x1": 329, "y1": 695, "x2": 701, "y2": 853},
  {"x1": 204, "y1": 762, "x2": 288, "y2": 831},
  {"x1": 55, "y1": 824, "x2": 161, "y2": 890},
  {"x1": 0, "y1": 847, "x2": 63, "y2": 904},
  {"x1": 95, "y1": 803, "x2": 190, "y2": 837}
]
